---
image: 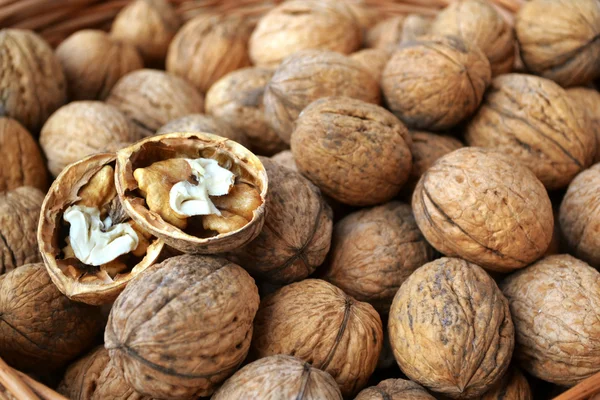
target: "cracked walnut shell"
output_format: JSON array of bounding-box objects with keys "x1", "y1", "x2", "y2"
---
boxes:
[
  {"x1": 157, "y1": 114, "x2": 250, "y2": 149},
  {"x1": 355, "y1": 379, "x2": 435, "y2": 400}
]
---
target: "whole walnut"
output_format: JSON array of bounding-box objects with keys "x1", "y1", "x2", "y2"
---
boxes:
[
  {"x1": 106, "y1": 69, "x2": 204, "y2": 137},
  {"x1": 350, "y1": 48, "x2": 391, "y2": 83},
  {"x1": 105, "y1": 255, "x2": 259, "y2": 399},
  {"x1": 271, "y1": 150, "x2": 297, "y2": 172},
  {"x1": 249, "y1": 0, "x2": 361, "y2": 67},
  {"x1": 252, "y1": 279, "x2": 383, "y2": 397},
  {"x1": 401, "y1": 14, "x2": 434, "y2": 43},
  {"x1": 322, "y1": 202, "x2": 436, "y2": 314},
  {"x1": 567, "y1": 87, "x2": 600, "y2": 163},
  {"x1": 382, "y1": 35, "x2": 491, "y2": 131},
  {"x1": 516, "y1": 0, "x2": 600, "y2": 87},
  {"x1": 157, "y1": 114, "x2": 249, "y2": 148},
  {"x1": 389, "y1": 257, "x2": 514, "y2": 398},
  {"x1": 365, "y1": 16, "x2": 406, "y2": 49},
  {"x1": 413, "y1": 147, "x2": 554, "y2": 272},
  {"x1": 0, "y1": 263, "x2": 102, "y2": 373},
  {"x1": 480, "y1": 368, "x2": 531, "y2": 400},
  {"x1": 0, "y1": 29, "x2": 66, "y2": 132},
  {"x1": 355, "y1": 379, "x2": 435, "y2": 400},
  {"x1": 501, "y1": 254, "x2": 600, "y2": 386},
  {"x1": 264, "y1": 49, "x2": 381, "y2": 143},
  {"x1": 0, "y1": 118, "x2": 47, "y2": 192},
  {"x1": 205, "y1": 67, "x2": 287, "y2": 155},
  {"x1": 291, "y1": 97, "x2": 411, "y2": 206},
  {"x1": 212, "y1": 355, "x2": 342, "y2": 400},
  {"x1": 340, "y1": 0, "x2": 380, "y2": 30}
]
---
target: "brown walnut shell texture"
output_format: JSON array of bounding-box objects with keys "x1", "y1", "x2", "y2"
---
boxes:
[
  {"x1": 264, "y1": 49, "x2": 381, "y2": 144},
  {"x1": 105, "y1": 255, "x2": 259, "y2": 399},
  {"x1": 291, "y1": 96, "x2": 411, "y2": 206},
  {"x1": 0, "y1": 117, "x2": 47, "y2": 192},
  {"x1": 465, "y1": 73, "x2": 595, "y2": 190},
  {"x1": 350, "y1": 48, "x2": 391, "y2": 83},
  {"x1": 212, "y1": 355, "x2": 342, "y2": 400},
  {"x1": 0, "y1": 263, "x2": 102, "y2": 373},
  {"x1": 516, "y1": 0, "x2": 600, "y2": 87},
  {"x1": 157, "y1": 113, "x2": 250, "y2": 148},
  {"x1": 249, "y1": 0, "x2": 361, "y2": 67},
  {"x1": 252, "y1": 278, "x2": 383, "y2": 397},
  {"x1": 413, "y1": 147, "x2": 554, "y2": 272},
  {"x1": 501, "y1": 254, "x2": 600, "y2": 386},
  {"x1": 389, "y1": 257, "x2": 514, "y2": 399},
  {"x1": 365, "y1": 16, "x2": 406, "y2": 49},
  {"x1": 271, "y1": 150, "x2": 298, "y2": 172},
  {"x1": 567, "y1": 87, "x2": 600, "y2": 163},
  {"x1": 479, "y1": 368, "x2": 531, "y2": 400},
  {"x1": 355, "y1": 379, "x2": 436, "y2": 400}
]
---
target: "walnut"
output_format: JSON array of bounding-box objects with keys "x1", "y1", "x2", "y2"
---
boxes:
[
  {"x1": 501, "y1": 254, "x2": 600, "y2": 386},
  {"x1": 252, "y1": 279, "x2": 383, "y2": 397},
  {"x1": 39, "y1": 101, "x2": 139, "y2": 177},
  {"x1": 413, "y1": 147, "x2": 554, "y2": 272},
  {"x1": 401, "y1": 14, "x2": 433, "y2": 43},
  {"x1": 340, "y1": 0, "x2": 380, "y2": 30},
  {"x1": 0, "y1": 29, "x2": 66, "y2": 132},
  {"x1": 365, "y1": 15, "x2": 432, "y2": 50},
  {"x1": 0, "y1": 117, "x2": 47, "y2": 192},
  {"x1": 291, "y1": 96, "x2": 411, "y2": 206},
  {"x1": 322, "y1": 201, "x2": 436, "y2": 314},
  {"x1": 205, "y1": 67, "x2": 287, "y2": 156},
  {"x1": 567, "y1": 87, "x2": 600, "y2": 163},
  {"x1": 106, "y1": 69, "x2": 204, "y2": 137},
  {"x1": 249, "y1": 0, "x2": 361, "y2": 67},
  {"x1": 480, "y1": 368, "x2": 531, "y2": 400},
  {"x1": 516, "y1": 0, "x2": 600, "y2": 87},
  {"x1": 270, "y1": 150, "x2": 298, "y2": 172},
  {"x1": 350, "y1": 48, "x2": 391, "y2": 82},
  {"x1": 465, "y1": 74, "x2": 596, "y2": 190},
  {"x1": 166, "y1": 15, "x2": 252, "y2": 94},
  {"x1": 355, "y1": 379, "x2": 435, "y2": 400},
  {"x1": 382, "y1": 35, "x2": 491, "y2": 131},
  {"x1": 105, "y1": 254, "x2": 259, "y2": 399},
  {"x1": 264, "y1": 49, "x2": 380, "y2": 143},
  {"x1": 157, "y1": 114, "x2": 249, "y2": 148},
  {"x1": 212, "y1": 355, "x2": 342, "y2": 400}
]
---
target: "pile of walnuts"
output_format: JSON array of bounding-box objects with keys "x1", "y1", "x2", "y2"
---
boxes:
[{"x1": 2, "y1": 0, "x2": 600, "y2": 398}]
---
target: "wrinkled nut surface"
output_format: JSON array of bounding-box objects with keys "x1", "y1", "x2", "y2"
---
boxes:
[
  {"x1": 516, "y1": 0, "x2": 600, "y2": 87},
  {"x1": 212, "y1": 355, "x2": 342, "y2": 400},
  {"x1": 501, "y1": 254, "x2": 600, "y2": 386},
  {"x1": 465, "y1": 74, "x2": 595, "y2": 190},
  {"x1": 264, "y1": 49, "x2": 381, "y2": 144},
  {"x1": 252, "y1": 279, "x2": 383, "y2": 397},
  {"x1": 271, "y1": 150, "x2": 297, "y2": 172},
  {"x1": 567, "y1": 87, "x2": 600, "y2": 163},
  {"x1": 349, "y1": 48, "x2": 391, "y2": 83},
  {"x1": 291, "y1": 96, "x2": 411, "y2": 206},
  {"x1": 389, "y1": 257, "x2": 514, "y2": 398},
  {"x1": 355, "y1": 379, "x2": 436, "y2": 400},
  {"x1": 480, "y1": 368, "x2": 531, "y2": 400},
  {"x1": 105, "y1": 255, "x2": 260, "y2": 399},
  {"x1": 157, "y1": 114, "x2": 249, "y2": 148},
  {"x1": 413, "y1": 147, "x2": 554, "y2": 272}
]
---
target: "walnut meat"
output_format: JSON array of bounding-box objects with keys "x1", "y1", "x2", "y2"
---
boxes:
[
  {"x1": 157, "y1": 114, "x2": 249, "y2": 148},
  {"x1": 252, "y1": 279, "x2": 383, "y2": 397},
  {"x1": 480, "y1": 368, "x2": 531, "y2": 400},
  {"x1": 350, "y1": 48, "x2": 391, "y2": 83},
  {"x1": 389, "y1": 257, "x2": 514, "y2": 398},
  {"x1": 465, "y1": 74, "x2": 595, "y2": 190},
  {"x1": 105, "y1": 255, "x2": 259, "y2": 399},
  {"x1": 567, "y1": 87, "x2": 600, "y2": 163},
  {"x1": 291, "y1": 97, "x2": 411, "y2": 206},
  {"x1": 355, "y1": 379, "x2": 435, "y2": 400},
  {"x1": 413, "y1": 147, "x2": 554, "y2": 272},
  {"x1": 271, "y1": 150, "x2": 297, "y2": 172},
  {"x1": 382, "y1": 35, "x2": 491, "y2": 131},
  {"x1": 501, "y1": 254, "x2": 600, "y2": 386}
]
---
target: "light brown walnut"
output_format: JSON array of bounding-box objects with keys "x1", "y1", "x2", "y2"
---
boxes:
[
  {"x1": 350, "y1": 48, "x2": 391, "y2": 83},
  {"x1": 567, "y1": 87, "x2": 600, "y2": 163},
  {"x1": 355, "y1": 379, "x2": 436, "y2": 400},
  {"x1": 365, "y1": 16, "x2": 405, "y2": 49},
  {"x1": 270, "y1": 150, "x2": 298, "y2": 172},
  {"x1": 157, "y1": 114, "x2": 249, "y2": 148},
  {"x1": 479, "y1": 367, "x2": 532, "y2": 400}
]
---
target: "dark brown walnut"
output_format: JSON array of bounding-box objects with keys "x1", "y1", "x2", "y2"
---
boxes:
[
  {"x1": 252, "y1": 279, "x2": 383, "y2": 397},
  {"x1": 205, "y1": 67, "x2": 287, "y2": 156},
  {"x1": 465, "y1": 74, "x2": 596, "y2": 190},
  {"x1": 157, "y1": 113, "x2": 249, "y2": 148},
  {"x1": 105, "y1": 255, "x2": 259, "y2": 399},
  {"x1": 479, "y1": 368, "x2": 531, "y2": 400},
  {"x1": 322, "y1": 202, "x2": 436, "y2": 314},
  {"x1": 106, "y1": 69, "x2": 204, "y2": 137},
  {"x1": 382, "y1": 35, "x2": 491, "y2": 131},
  {"x1": 355, "y1": 379, "x2": 436, "y2": 400},
  {"x1": 413, "y1": 147, "x2": 553, "y2": 272},
  {"x1": 212, "y1": 355, "x2": 342, "y2": 400},
  {"x1": 389, "y1": 257, "x2": 514, "y2": 398},
  {"x1": 516, "y1": 0, "x2": 600, "y2": 87},
  {"x1": 249, "y1": 0, "x2": 361, "y2": 67},
  {"x1": 0, "y1": 29, "x2": 66, "y2": 133},
  {"x1": 228, "y1": 158, "x2": 332, "y2": 284},
  {"x1": 271, "y1": 150, "x2": 298, "y2": 172},
  {"x1": 567, "y1": 87, "x2": 600, "y2": 163},
  {"x1": 0, "y1": 117, "x2": 47, "y2": 192},
  {"x1": 264, "y1": 49, "x2": 381, "y2": 143},
  {"x1": 350, "y1": 48, "x2": 391, "y2": 83},
  {"x1": 291, "y1": 96, "x2": 411, "y2": 206},
  {"x1": 501, "y1": 254, "x2": 600, "y2": 386}
]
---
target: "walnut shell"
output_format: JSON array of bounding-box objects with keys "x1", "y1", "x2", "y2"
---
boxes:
[
  {"x1": 157, "y1": 114, "x2": 250, "y2": 148},
  {"x1": 413, "y1": 147, "x2": 554, "y2": 272},
  {"x1": 252, "y1": 279, "x2": 383, "y2": 397},
  {"x1": 350, "y1": 48, "x2": 391, "y2": 83},
  {"x1": 567, "y1": 87, "x2": 600, "y2": 163},
  {"x1": 212, "y1": 355, "x2": 342, "y2": 400},
  {"x1": 341, "y1": 0, "x2": 380, "y2": 30},
  {"x1": 480, "y1": 368, "x2": 531, "y2": 400},
  {"x1": 0, "y1": 29, "x2": 66, "y2": 132},
  {"x1": 465, "y1": 73, "x2": 595, "y2": 190},
  {"x1": 516, "y1": 0, "x2": 600, "y2": 87},
  {"x1": 382, "y1": 35, "x2": 491, "y2": 131},
  {"x1": 105, "y1": 255, "x2": 260, "y2": 399},
  {"x1": 389, "y1": 257, "x2": 514, "y2": 398},
  {"x1": 0, "y1": 117, "x2": 47, "y2": 192},
  {"x1": 271, "y1": 150, "x2": 298, "y2": 172},
  {"x1": 501, "y1": 254, "x2": 600, "y2": 386},
  {"x1": 249, "y1": 0, "x2": 361, "y2": 67},
  {"x1": 106, "y1": 69, "x2": 204, "y2": 137},
  {"x1": 264, "y1": 49, "x2": 381, "y2": 143},
  {"x1": 355, "y1": 379, "x2": 436, "y2": 400},
  {"x1": 365, "y1": 16, "x2": 405, "y2": 49},
  {"x1": 291, "y1": 96, "x2": 411, "y2": 206},
  {"x1": 401, "y1": 14, "x2": 433, "y2": 43}
]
